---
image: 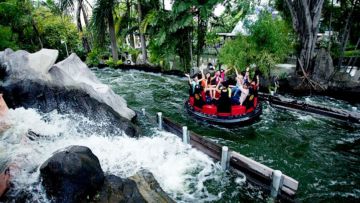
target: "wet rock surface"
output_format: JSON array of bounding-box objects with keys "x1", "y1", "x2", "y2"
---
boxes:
[
  {"x1": 40, "y1": 146, "x2": 105, "y2": 203},
  {"x1": 0, "y1": 48, "x2": 138, "y2": 136},
  {"x1": 129, "y1": 169, "x2": 175, "y2": 203},
  {"x1": 38, "y1": 146, "x2": 174, "y2": 203},
  {"x1": 91, "y1": 170, "x2": 175, "y2": 203},
  {"x1": 91, "y1": 174, "x2": 146, "y2": 203}
]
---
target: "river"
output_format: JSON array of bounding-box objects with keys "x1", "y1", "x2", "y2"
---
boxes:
[
  {"x1": 92, "y1": 68, "x2": 360, "y2": 202},
  {"x1": 0, "y1": 67, "x2": 359, "y2": 202}
]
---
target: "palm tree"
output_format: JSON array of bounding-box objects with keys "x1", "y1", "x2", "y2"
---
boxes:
[
  {"x1": 92, "y1": 0, "x2": 119, "y2": 61},
  {"x1": 60, "y1": 0, "x2": 91, "y2": 52},
  {"x1": 137, "y1": 0, "x2": 147, "y2": 63}
]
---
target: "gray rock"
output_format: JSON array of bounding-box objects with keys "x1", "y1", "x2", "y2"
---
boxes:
[
  {"x1": 312, "y1": 48, "x2": 334, "y2": 84},
  {"x1": 0, "y1": 48, "x2": 135, "y2": 121},
  {"x1": 0, "y1": 48, "x2": 138, "y2": 136},
  {"x1": 40, "y1": 146, "x2": 105, "y2": 203},
  {"x1": 49, "y1": 53, "x2": 135, "y2": 120},
  {"x1": 91, "y1": 170, "x2": 174, "y2": 203},
  {"x1": 129, "y1": 169, "x2": 175, "y2": 203},
  {"x1": 91, "y1": 175, "x2": 146, "y2": 203}
]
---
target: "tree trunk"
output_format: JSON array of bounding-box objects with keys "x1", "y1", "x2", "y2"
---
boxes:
[
  {"x1": 126, "y1": 0, "x2": 135, "y2": 48},
  {"x1": 285, "y1": 0, "x2": 325, "y2": 73},
  {"x1": 81, "y1": 5, "x2": 93, "y2": 49},
  {"x1": 108, "y1": 14, "x2": 119, "y2": 61},
  {"x1": 189, "y1": 27, "x2": 193, "y2": 68},
  {"x1": 338, "y1": 0, "x2": 359, "y2": 69},
  {"x1": 137, "y1": 0, "x2": 147, "y2": 63},
  {"x1": 81, "y1": 5, "x2": 89, "y2": 28},
  {"x1": 31, "y1": 19, "x2": 43, "y2": 48},
  {"x1": 196, "y1": 12, "x2": 207, "y2": 67},
  {"x1": 76, "y1": 1, "x2": 90, "y2": 53}
]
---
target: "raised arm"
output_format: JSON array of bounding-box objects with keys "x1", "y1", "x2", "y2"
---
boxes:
[
  {"x1": 185, "y1": 74, "x2": 191, "y2": 85},
  {"x1": 224, "y1": 67, "x2": 232, "y2": 74}
]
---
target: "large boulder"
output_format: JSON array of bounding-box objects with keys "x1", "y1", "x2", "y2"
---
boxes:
[
  {"x1": 40, "y1": 146, "x2": 105, "y2": 203},
  {"x1": 49, "y1": 53, "x2": 135, "y2": 120},
  {"x1": 0, "y1": 48, "x2": 137, "y2": 136},
  {"x1": 91, "y1": 170, "x2": 174, "y2": 203}
]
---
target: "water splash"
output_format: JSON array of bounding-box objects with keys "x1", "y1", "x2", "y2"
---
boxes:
[{"x1": 0, "y1": 108, "x2": 226, "y2": 202}]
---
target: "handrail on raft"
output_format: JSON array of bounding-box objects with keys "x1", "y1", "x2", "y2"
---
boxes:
[{"x1": 141, "y1": 111, "x2": 299, "y2": 201}]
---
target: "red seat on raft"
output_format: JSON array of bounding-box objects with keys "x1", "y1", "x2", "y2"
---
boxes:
[
  {"x1": 246, "y1": 107, "x2": 255, "y2": 113},
  {"x1": 189, "y1": 97, "x2": 194, "y2": 106},
  {"x1": 218, "y1": 112, "x2": 231, "y2": 117},
  {"x1": 194, "y1": 106, "x2": 202, "y2": 112},
  {"x1": 232, "y1": 105, "x2": 246, "y2": 116},
  {"x1": 202, "y1": 105, "x2": 217, "y2": 115},
  {"x1": 253, "y1": 97, "x2": 258, "y2": 107}
]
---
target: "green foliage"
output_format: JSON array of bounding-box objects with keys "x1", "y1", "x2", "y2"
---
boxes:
[
  {"x1": 0, "y1": 0, "x2": 38, "y2": 51},
  {"x1": 344, "y1": 50, "x2": 360, "y2": 57},
  {"x1": 219, "y1": 12, "x2": 294, "y2": 78},
  {"x1": 219, "y1": 36, "x2": 256, "y2": 69},
  {"x1": 86, "y1": 48, "x2": 110, "y2": 66},
  {"x1": 0, "y1": 25, "x2": 18, "y2": 50},
  {"x1": 250, "y1": 12, "x2": 293, "y2": 61},
  {"x1": 34, "y1": 7, "x2": 80, "y2": 59},
  {"x1": 91, "y1": 0, "x2": 117, "y2": 47},
  {"x1": 122, "y1": 46, "x2": 140, "y2": 63},
  {"x1": 105, "y1": 57, "x2": 123, "y2": 67}
]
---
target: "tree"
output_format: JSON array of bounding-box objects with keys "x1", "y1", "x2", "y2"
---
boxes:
[
  {"x1": 91, "y1": 0, "x2": 119, "y2": 61},
  {"x1": 284, "y1": 0, "x2": 325, "y2": 73},
  {"x1": 0, "y1": 0, "x2": 42, "y2": 51},
  {"x1": 137, "y1": 0, "x2": 148, "y2": 63},
  {"x1": 60, "y1": 0, "x2": 91, "y2": 53},
  {"x1": 336, "y1": 0, "x2": 359, "y2": 69},
  {"x1": 219, "y1": 12, "x2": 293, "y2": 77},
  {"x1": 34, "y1": 7, "x2": 80, "y2": 59}
]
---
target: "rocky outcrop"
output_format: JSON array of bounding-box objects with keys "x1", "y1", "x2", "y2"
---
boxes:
[
  {"x1": 91, "y1": 170, "x2": 175, "y2": 203},
  {"x1": 39, "y1": 146, "x2": 174, "y2": 203},
  {"x1": 40, "y1": 146, "x2": 105, "y2": 203},
  {"x1": 129, "y1": 169, "x2": 175, "y2": 203},
  {"x1": 91, "y1": 174, "x2": 146, "y2": 203},
  {"x1": 0, "y1": 48, "x2": 138, "y2": 136},
  {"x1": 49, "y1": 54, "x2": 135, "y2": 120}
]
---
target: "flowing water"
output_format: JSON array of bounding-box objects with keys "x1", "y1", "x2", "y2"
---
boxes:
[
  {"x1": 91, "y1": 68, "x2": 360, "y2": 202},
  {"x1": 0, "y1": 67, "x2": 359, "y2": 202}
]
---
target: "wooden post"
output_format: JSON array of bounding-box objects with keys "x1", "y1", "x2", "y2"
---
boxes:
[
  {"x1": 157, "y1": 112, "x2": 162, "y2": 130},
  {"x1": 271, "y1": 170, "x2": 283, "y2": 198},
  {"x1": 221, "y1": 146, "x2": 229, "y2": 170},
  {"x1": 141, "y1": 108, "x2": 146, "y2": 116},
  {"x1": 182, "y1": 126, "x2": 189, "y2": 144}
]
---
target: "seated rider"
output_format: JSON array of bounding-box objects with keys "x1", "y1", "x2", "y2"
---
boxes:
[
  {"x1": 239, "y1": 82, "x2": 250, "y2": 106},
  {"x1": 231, "y1": 68, "x2": 244, "y2": 105},
  {"x1": 185, "y1": 73, "x2": 204, "y2": 108},
  {"x1": 216, "y1": 81, "x2": 232, "y2": 113}
]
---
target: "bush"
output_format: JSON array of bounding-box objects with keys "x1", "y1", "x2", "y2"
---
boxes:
[
  {"x1": 86, "y1": 48, "x2": 110, "y2": 67},
  {"x1": 219, "y1": 11, "x2": 294, "y2": 78},
  {"x1": 105, "y1": 57, "x2": 123, "y2": 67}
]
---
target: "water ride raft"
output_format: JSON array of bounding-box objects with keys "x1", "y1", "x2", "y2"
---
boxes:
[{"x1": 185, "y1": 97, "x2": 262, "y2": 126}]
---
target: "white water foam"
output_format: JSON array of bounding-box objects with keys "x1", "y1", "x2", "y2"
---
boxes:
[{"x1": 0, "y1": 108, "x2": 225, "y2": 202}]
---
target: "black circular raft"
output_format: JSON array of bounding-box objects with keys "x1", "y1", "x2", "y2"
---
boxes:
[{"x1": 185, "y1": 97, "x2": 262, "y2": 126}]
